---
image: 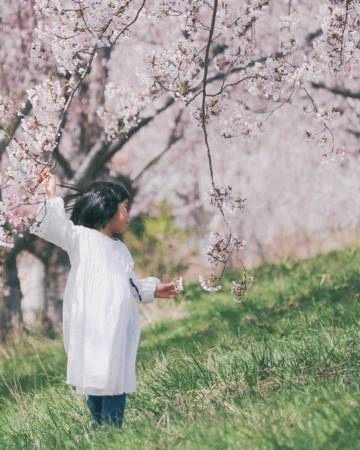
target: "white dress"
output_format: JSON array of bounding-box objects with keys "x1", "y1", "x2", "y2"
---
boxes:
[{"x1": 30, "y1": 196, "x2": 160, "y2": 396}]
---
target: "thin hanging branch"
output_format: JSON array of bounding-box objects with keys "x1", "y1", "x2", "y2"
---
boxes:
[
  {"x1": 197, "y1": 0, "x2": 250, "y2": 299},
  {"x1": 200, "y1": 0, "x2": 218, "y2": 192}
]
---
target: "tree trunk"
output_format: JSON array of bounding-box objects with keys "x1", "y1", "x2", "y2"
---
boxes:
[
  {"x1": 0, "y1": 230, "x2": 70, "y2": 343},
  {"x1": 0, "y1": 246, "x2": 23, "y2": 343},
  {"x1": 42, "y1": 246, "x2": 70, "y2": 338}
]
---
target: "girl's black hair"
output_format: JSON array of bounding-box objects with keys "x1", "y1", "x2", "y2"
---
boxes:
[{"x1": 62, "y1": 180, "x2": 130, "y2": 230}]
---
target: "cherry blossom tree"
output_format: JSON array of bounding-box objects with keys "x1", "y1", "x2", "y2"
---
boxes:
[{"x1": 0, "y1": 0, "x2": 359, "y2": 329}]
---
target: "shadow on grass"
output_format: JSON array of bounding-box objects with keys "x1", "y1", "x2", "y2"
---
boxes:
[
  {"x1": 321, "y1": 401, "x2": 360, "y2": 449},
  {"x1": 138, "y1": 321, "x2": 221, "y2": 364},
  {"x1": 0, "y1": 354, "x2": 66, "y2": 405}
]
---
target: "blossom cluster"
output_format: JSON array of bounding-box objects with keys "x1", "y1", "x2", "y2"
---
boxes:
[
  {"x1": 1, "y1": 78, "x2": 68, "y2": 240},
  {"x1": 145, "y1": 36, "x2": 204, "y2": 103},
  {"x1": 6, "y1": 78, "x2": 66, "y2": 169},
  {"x1": 0, "y1": 95, "x2": 17, "y2": 126},
  {"x1": 0, "y1": 30, "x2": 87, "y2": 248},
  {"x1": 197, "y1": 225, "x2": 248, "y2": 298},
  {"x1": 191, "y1": 95, "x2": 226, "y2": 127},
  {"x1": 173, "y1": 276, "x2": 184, "y2": 294},
  {"x1": 206, "y1": 231, "x2": 246, "y2": 266},
  {"x1": 97, "y1": 82, "x2": 150, "y2": 140},
  {"x1": 209, "y1": 186, "x2": 246, "y2": 215},
  {"x1": 231, "y1": 275, "x2": 255, "y2": 303},
  {"x1": 313, "y1": 2, "x2": 360, "y2": 75},
  {"x1": 221, "y1": 109, "x2": 266, "y2": 141},
  {"x1": 198, "y1": 274, "x2": 222, "y2": 293},
  {"x1": 32, "y1": 0, "x2": 139, "y2": 75}
]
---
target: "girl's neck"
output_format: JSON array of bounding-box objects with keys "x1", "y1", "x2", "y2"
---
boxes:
[{"x1": 96, "y1": 227, "x2": 115, "y2": 240}]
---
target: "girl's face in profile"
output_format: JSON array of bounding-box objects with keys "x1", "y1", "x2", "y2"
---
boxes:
[{"x1": 110, "y1": 199, "x2": 130, "y2": 233}]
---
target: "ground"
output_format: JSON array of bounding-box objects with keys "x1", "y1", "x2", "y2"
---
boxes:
[{"x1": 0, "y1": 244, "x2": 360, "y2": 449}]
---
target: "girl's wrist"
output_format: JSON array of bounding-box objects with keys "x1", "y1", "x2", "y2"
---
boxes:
[{"x1": 45, "y1": 194, "x2": 56, "y2": 200}]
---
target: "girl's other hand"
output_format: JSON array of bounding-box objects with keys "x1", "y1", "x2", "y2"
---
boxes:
[
  {"x1": 155, "y1": 282, "x2": 178, "y2": 299},
  {"x1": 38, "y1": 172, "x2": 57, "y2": 199}
]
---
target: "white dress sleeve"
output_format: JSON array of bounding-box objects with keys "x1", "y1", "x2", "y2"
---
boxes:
[
  {"x1": 129, "y1": 271, "x2": 160, "y2": 304},
  {"x1": 30, "y1": 196, "x2": 78, "y2": 255}
]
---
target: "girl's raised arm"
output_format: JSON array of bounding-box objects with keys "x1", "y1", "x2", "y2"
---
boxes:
[
  {"x1": 129, "y1": 272, "x2": 161, "y2": 304},
  {"x1": 30, "y1": 196, "x2": 78, "y2": 255}
]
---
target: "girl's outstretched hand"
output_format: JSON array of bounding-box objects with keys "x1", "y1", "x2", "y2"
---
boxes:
[
  {"x1": 38, "y1": 172, "x2": 57, "y2": 199},
  {"x1": 155, "y1": 282, "x2": 178, "y2": 299}
]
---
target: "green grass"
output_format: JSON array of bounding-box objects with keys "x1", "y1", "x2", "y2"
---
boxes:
[{"x1": 1, "y1": 245, "x2": 360, "y2": 449}]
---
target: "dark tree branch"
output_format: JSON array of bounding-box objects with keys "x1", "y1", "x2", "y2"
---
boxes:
[
  {"x1": 49, "y1": 43, "x2": 99, "y2": 174},
  {"x1": 306, "y1": 28, "x2": 321, "y2": 44},
  {"x1": 64, "y1": 96, "x2": 175, "y2": 187},
  {"x1": 201, "y1": 0, "x2": 218, "y2": 191},
  {"x1": 345, "y1": 128, "x2": 360, "y2": 138},
  {"x1": 132, "y1": 108, "x2": 184, "y2": 185},
  {"x1": 52, "y1": 146, "x2": 74, "y2": 179},
  {"x1": 311, "y1": 81, "x2": 360, "y2": 99},
  {"x1": 110, "y1": 0, "x2": 146, "y2": 48}
]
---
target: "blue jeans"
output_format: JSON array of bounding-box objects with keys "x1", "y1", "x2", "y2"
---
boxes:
[{"x1": 86, "y1": 393, "x2": 127, "y2": 427}]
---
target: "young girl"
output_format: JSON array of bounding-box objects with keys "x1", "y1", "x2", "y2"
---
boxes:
[{"x1": 31, "y1": 173, "x2": 178, "y2": 427}]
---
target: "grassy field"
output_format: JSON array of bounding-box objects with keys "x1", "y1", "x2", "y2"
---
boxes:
[{"x1": 1, "y1": 245, "x2": 360, "y2": 449}]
